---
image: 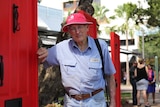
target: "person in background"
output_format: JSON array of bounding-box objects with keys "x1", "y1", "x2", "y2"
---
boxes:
[
  {"x1": 129, "y1": 61, "x2": 137, "y2": 105},
  {"x1": 146, "y1": 64, "x2": 156, "y2": 104},
  {"x1": 134, "y1": 58, "x2": 149, "y2": 107},
  {"x1": 123, "y1": 71, "x2": 127, "y2": 85},
  {"x1": 74, "y1": 1, "x2": 95, "y2": 16},
  {"x1": 74, "y1": 1, "x2": 99, "y2": 39},
  {"x1": 37, "y1": 13, "x2": 116, "y2": 107}
]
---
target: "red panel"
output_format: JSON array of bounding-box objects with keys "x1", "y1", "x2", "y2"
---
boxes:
[
  {"x1": 0, "y1": 0, "x2": 10, "y2": 101},
  {"x1": 110, "y1": 32, "x2": 121, "y2": 107},
  {"x1": 0, "y1": 0, "x2": 38, "y2": 107}
]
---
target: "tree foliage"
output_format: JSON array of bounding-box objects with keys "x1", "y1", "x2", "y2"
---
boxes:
[
  {"x1": 93, "y1": 3, "x2": 109, "y2": 24},
  {"x1": 115, "y1": 3, "x2": 137, "y2": 21},
  {"x1": 113, "y1": 3, "x2": 137, "y2": 36},
  {"x1": 113, "y1": 3, "x2": 137, "y2": 85},
  {"x1": 147, "y1": 0, "x2": 160, "y2": 27},
  {"x1": 140, "y1": 32, "x2": 160, "y2": 65},
  {"x1": 135, "y1": 0, "x2": 160, "y2": 64}
]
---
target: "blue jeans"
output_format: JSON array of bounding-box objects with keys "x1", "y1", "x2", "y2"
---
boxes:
[{"x1": 63, "y1": 90, "x2": 106, "y2": 107}]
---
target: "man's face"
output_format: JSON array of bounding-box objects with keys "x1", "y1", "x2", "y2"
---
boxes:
[{"x1": 68, "y1": 24, "x2": 89, "y2": 42}]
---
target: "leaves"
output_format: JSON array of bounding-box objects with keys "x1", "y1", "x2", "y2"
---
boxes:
[
  {"x1": 147, "y1": 0, "x2": 160, "y2": 27},
  {"x1": 115, "y1": 3, "x2": 137, "y2": 20},
  {"x1": 142, "y1": 32, "x2": 160, "y2": 61},
  {"x1": 93, "y1": 3, "x2": 110, "y2": 24},
  {"x1": 45, "y1": 103, "x2": 62, "y2": 107}
]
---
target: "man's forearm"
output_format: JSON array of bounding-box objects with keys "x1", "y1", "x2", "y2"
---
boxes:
[{"x1": 106, "y1": 75, "x2": 116, "y2": 106}]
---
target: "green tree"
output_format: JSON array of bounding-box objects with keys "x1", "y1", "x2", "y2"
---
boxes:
[
  {"x1": 93, "y1": 3, "x2": 110, "y2": 24},
  {"x1": 141, "y1": 32, "x2": 160, "y2": 65},
  {"x1": 92, "y1": 3, "x2": 116, "y2": 35},
  {"x1": 134, "y1": 0, "x2": 160, "y2": 64},
  {"x1": 147, "y1": 0, "x2": 160, "y2": 27},
  {"x1": 113, "y1": 3, "x2": 137, "y2": 85}
]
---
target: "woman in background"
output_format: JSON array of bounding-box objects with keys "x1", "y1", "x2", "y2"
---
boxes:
[
  {"x1": 146, "y1": 64, "x2": 156, "y2": 104},
  {"x1": 135, "y1": 58, "x2": 149, "y2": 107}
]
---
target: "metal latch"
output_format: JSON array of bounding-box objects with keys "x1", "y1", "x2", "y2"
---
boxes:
[{"x1": 13, "y1": 4, "x2": 20, "y2": 33}]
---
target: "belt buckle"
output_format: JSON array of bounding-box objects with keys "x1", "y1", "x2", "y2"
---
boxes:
[
  {"x1": 75, "y1": 94, "x2": 82, "y2": 100},
  {"x1": 89, "y1": 92, "x2": 92, "y2": 97}
]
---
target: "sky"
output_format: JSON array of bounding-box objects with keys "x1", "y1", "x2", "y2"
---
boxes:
[{"x1": 39, "y1": 0, "x2": 63, "y2": 9}]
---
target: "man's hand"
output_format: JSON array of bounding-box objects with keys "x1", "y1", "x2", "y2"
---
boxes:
[
  {"x1": 109, "y1": 102, "x2": 116, "y2": 107},
  {"x1": 37, "y1": 47, "x2": 48, "y2": 64}
]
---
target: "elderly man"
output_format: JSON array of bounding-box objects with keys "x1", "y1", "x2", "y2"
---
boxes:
[{"x1": 37, "y1": 13, "x2": 116, "y2": 107}]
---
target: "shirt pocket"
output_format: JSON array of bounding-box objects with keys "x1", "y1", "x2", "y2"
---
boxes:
[
  {"x1": 61, "y1": 60, "x2": 77, "y2": 76},
  {"x1": 87, "y1": 62, "x2": 102, "y2": 80}
]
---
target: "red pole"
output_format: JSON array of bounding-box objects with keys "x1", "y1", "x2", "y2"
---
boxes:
[{"x1": 110, "y1": 32, "x2": 121, "y2": 107}]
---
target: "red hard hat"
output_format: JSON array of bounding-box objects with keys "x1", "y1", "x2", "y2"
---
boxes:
[{"x1": 62, "y1": 13, "x2": 93, "y2": 32}]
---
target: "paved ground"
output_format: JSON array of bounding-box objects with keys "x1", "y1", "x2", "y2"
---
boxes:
[{"x1": 121, "y1": 84, "x2": 160, "y2": 107}]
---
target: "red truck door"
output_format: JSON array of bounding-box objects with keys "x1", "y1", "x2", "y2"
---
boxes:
[{"x1": 0, "y1": 0, "x2": 38, "y2": 107}]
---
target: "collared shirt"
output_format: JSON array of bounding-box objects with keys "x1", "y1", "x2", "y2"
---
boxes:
[{"x1": 44, "y1": 36, "x2": 116, "y2": 95}]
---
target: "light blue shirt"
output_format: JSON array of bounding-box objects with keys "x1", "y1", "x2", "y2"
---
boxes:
[{"x1": 44, "y1": 36, "x2": 116, "y2": 95}]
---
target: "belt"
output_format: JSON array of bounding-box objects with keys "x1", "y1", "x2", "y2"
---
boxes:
[{"x1": 66, "y1": 88, "x2": 103, "y2": 101}]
